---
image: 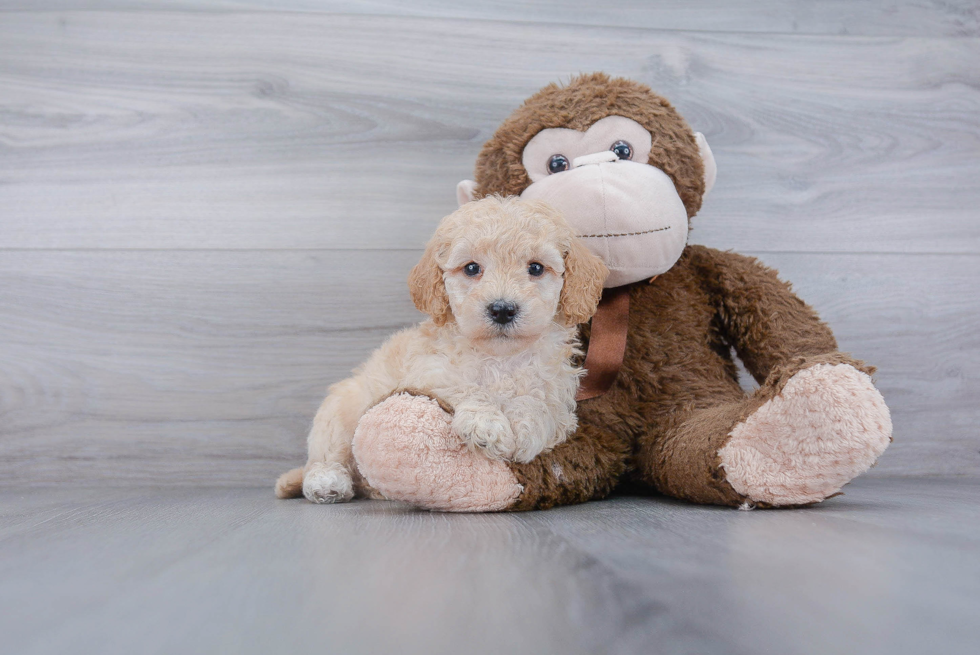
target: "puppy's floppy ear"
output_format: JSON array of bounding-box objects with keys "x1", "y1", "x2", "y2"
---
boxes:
[
  {"x1": 559, "y1": 239, "x2": 609, "y2": 326},
  {"x1": 408, "y1": 242, "x2": 453, "y2": 326}
]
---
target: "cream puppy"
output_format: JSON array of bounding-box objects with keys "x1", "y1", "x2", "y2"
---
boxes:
[{"x1": 275, "y1": 196, "x2": 608, "y2": 504}]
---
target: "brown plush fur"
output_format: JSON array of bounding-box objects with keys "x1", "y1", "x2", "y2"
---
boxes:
[
  {"x1": 507, "y1": 247, "x2": 871, "y2": 509},
  {"x1": 472, "y1": 74, "x2": 873, "y2": 509},
  {"x1": 474, "y1": 72, "x2": 707, "y2": 219}
]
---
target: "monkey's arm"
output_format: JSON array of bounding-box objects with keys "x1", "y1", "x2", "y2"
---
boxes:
[
  {"x1": 351, "y1": 390, "x2": 631, "y2": 512},
  {"x1": 504, "y1": 408, "x2": 631, "y2": 510},
  {"x1": 649, "y1": 246, "x2": 892, "y2": 507},
  {"x1": 690, "y1": 245, "x2": 872, "y2": 379}
]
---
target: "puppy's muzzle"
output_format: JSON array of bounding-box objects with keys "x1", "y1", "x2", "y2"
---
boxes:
[{"x1": 488, "y1": 300, "x2": 519, "y2": 325}]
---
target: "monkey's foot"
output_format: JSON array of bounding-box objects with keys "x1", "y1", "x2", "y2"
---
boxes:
[
  {"x1": 719, "y1": 363, "x2": 892, "y2": 506},
  {"x1": 352, "y1": 393, "x2": 523, "y2": 512}
]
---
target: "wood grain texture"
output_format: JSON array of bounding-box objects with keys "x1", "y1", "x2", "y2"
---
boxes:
[
  {"x1": 1, "y1": 1, "x2": 977, "y2": 37},
  {"x1": 1, "y1": 12, "x2": 978, "y2": 253},
  {"x1": 1, "y1": 250, "x2": 976, "y2": 486},
  {"x1": 0, "y1": 4, "x2": 976, "y2": 488},
  {"x1": 2, "y1": 480, "x2": 979, "y2": 655},
  {"x1": 0, "y1": 250, "x2": 422, "y2": 486}
]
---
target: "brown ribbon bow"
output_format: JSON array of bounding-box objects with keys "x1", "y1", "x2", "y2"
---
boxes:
[{"x1": 575, "y1": 285, "x2": 632, "y2": 401}]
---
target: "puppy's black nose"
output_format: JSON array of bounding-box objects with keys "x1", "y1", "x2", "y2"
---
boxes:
[{"x1": 488, "y1": 300, "x2": 518, "y2": 325}]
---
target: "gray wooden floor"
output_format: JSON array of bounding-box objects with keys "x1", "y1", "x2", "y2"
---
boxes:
[{"x1": 1, "y1": 478, "x2": 978, "y2": 655}]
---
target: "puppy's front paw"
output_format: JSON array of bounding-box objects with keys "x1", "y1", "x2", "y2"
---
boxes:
[
  {"x1": 510, "y1": 424, "x2": 549, "y2": 464},
  {"x1": 303, "y1": 462, "x2": 354, "y2": 504},
  {"x1": 452, "y1": 404, "x2": 517, "y2": 461},
  {"x1": 505, "y1": 398, "x2": 562, "y2": 464}
]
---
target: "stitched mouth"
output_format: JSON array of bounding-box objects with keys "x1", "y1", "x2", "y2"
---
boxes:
[{"x1": 579, "y1": 226, "x2": 671, "y2": 238}]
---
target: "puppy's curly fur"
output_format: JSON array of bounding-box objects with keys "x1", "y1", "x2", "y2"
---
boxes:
[{"x1": 276, "y1": 196, "x2": 608, "y2": 503}]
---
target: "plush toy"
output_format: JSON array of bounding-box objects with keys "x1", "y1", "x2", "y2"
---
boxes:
[{"x1": 352, "y1": 73, "x2": 892, "y2": 511}]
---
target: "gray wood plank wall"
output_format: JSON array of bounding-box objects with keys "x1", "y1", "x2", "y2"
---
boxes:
[{"x1": 1, "y1": 2, "x2": 978, "y2": 486}]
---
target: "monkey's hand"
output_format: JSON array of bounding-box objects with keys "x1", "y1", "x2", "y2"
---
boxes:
[{"x1": 351, "y1": 392, "x2": 522, "y2": 512}]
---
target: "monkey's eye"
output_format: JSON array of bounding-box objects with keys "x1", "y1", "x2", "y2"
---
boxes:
[
  {"x1": 528, "y1": 262, "x2": 544, "y2": 277},
  {"x1": 611, "y1": 140, "x2": 633, "y2": 160},
  {"x1": 463, "y1": 262, "x2": 481, "y2": 277},
  {"x1": 548, "y1": 154, "x2": 570, "y2": 174}
]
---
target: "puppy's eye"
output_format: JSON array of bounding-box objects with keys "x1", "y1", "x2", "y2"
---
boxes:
[
  {"x1": 463, "y1": 262, "x2": 481, "y2": 277},
  {"x1": 528, "y1": 262, "x2": 544, "y2": 277},
  {"x1": 611, "y1": 140, "x2": 633, "y2": 160},
  {"x1": 548, "y1": 154, "x2": 570, "y2": 174}
]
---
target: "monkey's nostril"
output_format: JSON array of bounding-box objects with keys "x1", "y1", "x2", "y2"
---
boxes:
[{"x1": 488, "y1": 300, "x2": 519, "y2": 325}]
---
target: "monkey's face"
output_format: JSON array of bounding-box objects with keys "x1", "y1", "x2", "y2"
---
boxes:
[
  {"x1": 461, "y1": 74, "x2": 718, "y2": 288},
  {"x1": 517, "y1": 116, "x2": 714, "y2": 287}
]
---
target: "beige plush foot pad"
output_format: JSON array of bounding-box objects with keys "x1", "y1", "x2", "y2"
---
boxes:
[
  {"x1": 719, "y1": 364, "x2": 892, "y2": 506},
  {"x1": 352, "y1": 393, "x2": 523, "y2": 512}
]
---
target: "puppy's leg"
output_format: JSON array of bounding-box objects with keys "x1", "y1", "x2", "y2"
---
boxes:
[
  {"x1": 501, "y1": 396, "x2": 559, "y2": 464},
  {"x1": 304, "y1": 377, "x2": 372, "y2": 504},
  {"x1": 451, "y1": 394, "x2": 519, "y2": 462}
]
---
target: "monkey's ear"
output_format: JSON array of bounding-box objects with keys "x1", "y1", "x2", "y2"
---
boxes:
[
  {"x1": 456, "y1": 180, "x2": 478, "y2": 206},
  {"x1": 559, "y1": 240, "x2": 609, "y2": 326},
  {"x1": 695, "y1": 133, "x2": 717, "y2": 195},
  {"x1": 408, "y1": 245, "x2": 453, "y2": 326}
]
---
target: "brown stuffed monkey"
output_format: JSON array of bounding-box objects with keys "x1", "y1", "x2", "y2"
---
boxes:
[{"x1": 347, "y1": 73, "x2": 892, "y2": 511}]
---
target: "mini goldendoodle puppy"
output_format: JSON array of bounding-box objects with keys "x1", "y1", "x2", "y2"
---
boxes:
[{"x1": 276, "y1": 196, "x2": 608, "y2": 504}]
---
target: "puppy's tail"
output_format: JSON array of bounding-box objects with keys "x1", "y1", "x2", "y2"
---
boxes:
[{"x1": 275, "y1": 466, "x2": 304, "y2": 499}]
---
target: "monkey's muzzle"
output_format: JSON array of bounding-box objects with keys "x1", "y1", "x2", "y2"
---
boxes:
[{"x1": 521, "y1": 158, "x2": 689, "y2": 287}]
